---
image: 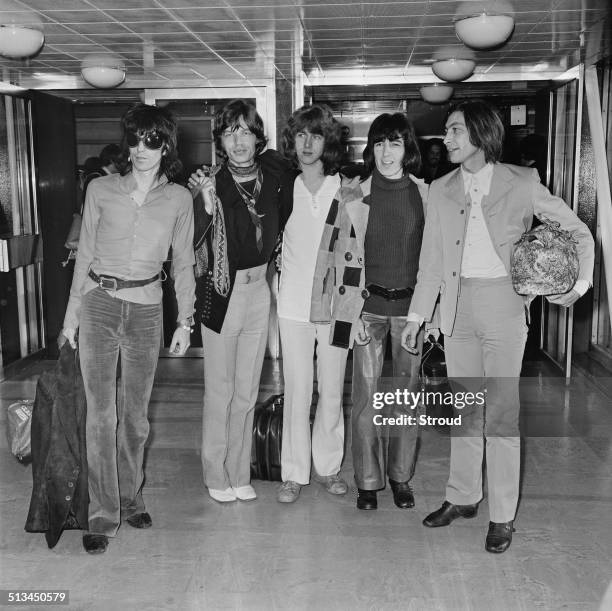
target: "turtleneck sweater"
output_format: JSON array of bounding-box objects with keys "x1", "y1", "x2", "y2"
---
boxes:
[{"x1": 364, "y1": 169, "x2": 424, "y2": 316}]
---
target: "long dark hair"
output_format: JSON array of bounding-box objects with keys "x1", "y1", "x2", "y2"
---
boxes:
[
  {"x1": 363, "y1": 113, "x2": 421, "y2": 176},
  {"x1": 213, "y1": 99, "x2": 267, "y2": 159},
  {"x1": 281, "y1": 104, "x2": 343, "y2": 175},
  {"x1": 119, "y1": 103, "x2": 182, "y2": 181},
  {"x1": 448, "y1": 100, "x2": 504, "y2": 164}
]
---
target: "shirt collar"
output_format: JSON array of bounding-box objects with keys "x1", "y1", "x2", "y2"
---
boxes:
[
  {"x1": 462, "y1": 162, "x2": 494, "y2": 196},
  {"x1": 119, "y1": 172, "x2": 169, "y2": 196}
]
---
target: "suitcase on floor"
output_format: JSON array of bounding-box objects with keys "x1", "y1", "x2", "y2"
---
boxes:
[{"x1": 250, "y1": 394, "x2": 283, "y2": 481}]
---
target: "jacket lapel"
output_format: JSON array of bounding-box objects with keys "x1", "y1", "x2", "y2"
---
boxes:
[
  {"x1": 343, "y1": 176, "x2": 371, "y2": 242},
  {"x1": 481, "y1": 163, "x2": 512, "y2": 213},
  {"x1": 443, "y1": 168, "x2": 468, "y2": 207}
]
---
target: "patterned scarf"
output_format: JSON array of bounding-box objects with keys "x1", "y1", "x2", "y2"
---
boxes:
[{"x1": 193, "y1": 165, "x2": 230, "y2": 298}]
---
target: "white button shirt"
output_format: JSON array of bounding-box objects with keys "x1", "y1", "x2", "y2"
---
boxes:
[
  {"x1": 278, "y1": 173, "x2": 341, "y2": 322},
  {"x1": 460, "y1": 163, "x2": 507, "y2": 278}
]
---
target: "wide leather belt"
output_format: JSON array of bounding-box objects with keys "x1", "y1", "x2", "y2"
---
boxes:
[
  {"x1": 366, "y1": 284, "x2": 414, "y2": 301},
  {"x1": 88, "y1": 268, "x2": 160, "y2": 291}
]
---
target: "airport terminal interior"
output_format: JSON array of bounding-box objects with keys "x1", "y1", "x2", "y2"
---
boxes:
[{"x1": 1, "y1": 1, "x2": 612, "y2": 609}]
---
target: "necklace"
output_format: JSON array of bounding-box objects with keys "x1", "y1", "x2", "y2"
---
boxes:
[
  {"x1": 232, "y1": 167, "x2": 265, "y2": 252},
  {"x1": 228, "y1": 161, "x2": 259, "y2": 177}
]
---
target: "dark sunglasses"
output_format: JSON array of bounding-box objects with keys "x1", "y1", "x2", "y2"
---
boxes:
[{"x1": 126, "y1": 130, "x2": 164, "y2": 150}]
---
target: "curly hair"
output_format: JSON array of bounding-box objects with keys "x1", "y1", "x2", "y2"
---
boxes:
[
  {"x1": 363, "y1": 113, "x2": 421, "y2": 176},
  {"x1": 281, "y1": 104, "x2": 343, "y2": 175},
  {"x1": 448, "y1": 100, "x2": 504, "y2": 164},
  {"x1": 213, "y1": 99, "x2": 267, "y2": 159},
  {"x1": 119, "y1": 103, "x2": 182, "y2": 181}
]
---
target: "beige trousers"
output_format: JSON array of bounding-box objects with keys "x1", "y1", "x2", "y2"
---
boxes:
[
  {"x1": 444, "y1": 277, "x2": 527, "y2": 523},
  {"x1": 201, "y1": 268, "x2": 270, "y2": 490}
]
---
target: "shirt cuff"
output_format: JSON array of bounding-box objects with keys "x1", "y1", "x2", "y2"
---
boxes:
[
  {"x1": 573, "y1": 279, "x2": 590, "y2": 296},
  {"x1": 406, "y1": 312, "x2": 425, "y2": 326}
]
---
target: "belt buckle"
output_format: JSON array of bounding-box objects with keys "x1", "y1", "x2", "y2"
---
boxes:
[{"x1": 98, "y1": 276, "x2": 118, "y2": 291}]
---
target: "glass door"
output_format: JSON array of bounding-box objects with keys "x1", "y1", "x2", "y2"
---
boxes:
[
  {"x1": 0, "y1": 94, "x2": 44, "y2": 374},
  {"x1": 541, "y1": 78, "x2": 582, "y2": 375},
  {"x1": 590, "y1": 63, "x2": 612, "y2": 366}
]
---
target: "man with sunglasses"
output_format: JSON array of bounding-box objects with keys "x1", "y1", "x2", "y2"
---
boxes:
[{"x1": 61, "y1": 104, "x2": 195, "y2": 554}]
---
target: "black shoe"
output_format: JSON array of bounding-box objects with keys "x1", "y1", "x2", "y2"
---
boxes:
[
  {"x1": 389, "y1": 479, "x2": 415, "y2": 509},
  {"x1": 485, "y1": 521, "x2": 515, "y2": 553},
  {"x1": 126, "y1": 512, "x2": 152, "y2": 529},
  {"x1": 422, "y1": 500, "x2": 478, "y2": 527},
  {"x1": 357, "y1": 489, "x2": 377, "y2": 510},
  {"x1": 82, "y1": 534, "x2": 108, "y2": 554}
]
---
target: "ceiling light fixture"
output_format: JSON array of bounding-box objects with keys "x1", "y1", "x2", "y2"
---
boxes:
[
  {"x1": 420, "y1": 83, "x2": 454, "y2": 104},
  {"x1": 454, "y1": 1, "x2": 515, "y2": 50},
  {"x1": 81, "y1": 54, "x2": 126, "y2": 88},
  {"x1": 431, "y1": 45, "x2": 476, "y2": 82},
  {"x1": 432, "y1": 58, "x2": 476, "y2": 82},
  {"x1": 0, "y1": 12, "x2": 44, "y2": 59}
]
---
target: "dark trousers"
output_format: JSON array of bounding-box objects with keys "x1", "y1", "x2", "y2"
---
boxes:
[
  {"x1": 79, "y1": 287, "x2": 161, "y2": 536},
  {"x1": 351, "y1": 312, "x2": 423, "y2": 490}
]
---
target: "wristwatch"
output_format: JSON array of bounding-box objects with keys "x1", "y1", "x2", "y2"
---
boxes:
[{"x1": 178, "y1": 315, "x2": 194, "y2": 332}]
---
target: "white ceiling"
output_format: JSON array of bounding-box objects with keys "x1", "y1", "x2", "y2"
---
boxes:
[{"x1": 0, "y1": 0, "x2": 610, "y2": 96}]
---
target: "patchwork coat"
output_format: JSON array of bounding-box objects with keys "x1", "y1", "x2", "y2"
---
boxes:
[{"x1": 310, "y1": 175, "x2": 430, "y2": 349}]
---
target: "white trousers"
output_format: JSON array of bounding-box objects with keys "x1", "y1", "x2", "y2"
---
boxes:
[{"x1": 279, "y1": 318, "x2": 349, "y2": 485}]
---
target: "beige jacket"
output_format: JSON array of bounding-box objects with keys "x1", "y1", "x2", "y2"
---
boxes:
[{"x1": 409, "y1": 163, "x2": 595, "y2": 336}]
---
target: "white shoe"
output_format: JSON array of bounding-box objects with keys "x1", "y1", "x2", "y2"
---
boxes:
[
  {"x1": 208, "y1": 487, "x2": 237, "y2": 503},
  {"x1": 233, "y1": 485, "x2": 257, "y2": 501},
  {"x1": 319, "y1": 473, "x2": 349, "y2": 495}
]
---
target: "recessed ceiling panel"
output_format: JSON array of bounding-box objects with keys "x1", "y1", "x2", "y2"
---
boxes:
[{"x1": 0, "y1": 0, "x2": 608, "y2": 92}]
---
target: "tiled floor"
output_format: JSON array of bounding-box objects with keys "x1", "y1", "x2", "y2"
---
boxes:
[{"x1": 1, "y1": 355, "x2": 611, "y2": 611}]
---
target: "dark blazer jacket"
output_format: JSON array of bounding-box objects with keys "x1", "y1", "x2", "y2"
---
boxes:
[
  {"x1": 25, "y1": 343, "x2": 88, "y2": 549},
  {"x1": 193, "y1": 153, "x2": 293, "y2": 333}
]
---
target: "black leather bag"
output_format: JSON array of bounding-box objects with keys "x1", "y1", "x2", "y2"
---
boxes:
[
  {"x1": 421, "y1": 338, "x2": 447, "y2": 388},
  {"x1": 250, "y1": 394, "x2": 283, "y2": 481},
  {"x1": 420, "y1": 338, "x2": 454, "y2": 420}
]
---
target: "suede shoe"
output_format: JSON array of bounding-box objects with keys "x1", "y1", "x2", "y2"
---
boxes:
[
  {"x1": 485, "y1": 521, "x2": 515, "y2": 553},
  {"x1": 126, "y1": 512, "x2": 152, "y2": 529},
  {"x1": 389, "y1": 479, "x2": 415, "y2": 509},
  {"x1": 83, "y1": 534, "x2": 109, "y2": 554},
  {"x1": 319, "y1": 474, "x2": 348, "y2": 495},
  {"x1": 277, "y1": 480, "x2": 301, "y2": 503},
  {"x1": 356, "y1": 489, "x2": 377, "y2": 510},
  {"x1": 422, "y1": 500, "x2": 478, "y2": 527}
]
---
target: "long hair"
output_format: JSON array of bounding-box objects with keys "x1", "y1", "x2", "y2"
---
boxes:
[
  {"x1": 119, "y1": 103, "x2": 182, "y2": 181},
  {"x1": 448, "y1": 100, "x2": 504, "y2": 164},
  {"x1": 281, "y1": 104, "x2": 343, "y2": 175},
  {"x1": 363, "y1": 113, "x2": 421, "y2": 176},
  {"x1": 213, "y1": 99, "x2": 267, "y2": 159}
]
